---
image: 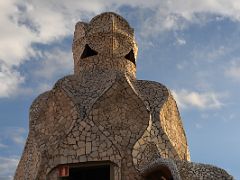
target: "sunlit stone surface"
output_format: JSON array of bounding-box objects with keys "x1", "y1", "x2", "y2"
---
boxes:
[{"x1": 15, "y1": 12, "x2": 233, "y2": 180}]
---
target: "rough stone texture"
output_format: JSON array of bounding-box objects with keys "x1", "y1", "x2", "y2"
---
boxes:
[
  {"x1": 15, "y1": 12, "x2": 234, "y2": 180},
  {"x1": 175, "y1": 161, "x2": 234, "y2": 180}
]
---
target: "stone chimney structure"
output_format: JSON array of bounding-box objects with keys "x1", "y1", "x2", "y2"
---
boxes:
[{"x1": 15, "y1": 12, "x2": 233, "y2": 180}]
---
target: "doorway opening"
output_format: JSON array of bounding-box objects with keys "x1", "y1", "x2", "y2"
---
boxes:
[
  {"x1": 70, "y1": 165, "x2": 109, "y2": 180},
  {"x1": 58, "y1": 162, "x2": 113, "y2": 180},
  {"x1": 145, "y1": 166, "x2": 174, "y2": 180}
]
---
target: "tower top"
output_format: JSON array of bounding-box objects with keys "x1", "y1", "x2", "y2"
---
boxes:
[
  {"x1": 72, "y1": 12, "x2": 138, "y2": 78},
  {"x1": 75, "y1": 12, "x2": 134, "y2": 38}
]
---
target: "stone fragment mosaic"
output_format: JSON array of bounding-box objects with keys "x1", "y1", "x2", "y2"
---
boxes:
[{"x1": 15, "y1": 12, "x2": 234, "y2": 180}]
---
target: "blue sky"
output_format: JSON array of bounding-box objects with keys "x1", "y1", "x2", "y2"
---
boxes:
[{"x1": 0, "y1": 0, "x2": 240, "y2": 179}]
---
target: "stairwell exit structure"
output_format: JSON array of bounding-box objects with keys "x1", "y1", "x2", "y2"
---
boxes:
[{"x1": 15, "y1": 12, "x2": 234, "y2": 180}]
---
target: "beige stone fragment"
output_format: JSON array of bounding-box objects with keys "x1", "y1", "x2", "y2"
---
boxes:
[{"x1": 85, "y1": 142, "x2": 92, "y2": 154}]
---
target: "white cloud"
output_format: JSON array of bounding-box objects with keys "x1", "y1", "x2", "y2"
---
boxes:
[
  {"x1": 225, "y1": 61, "x2": 240, "y2": 81},
  {"x1": 0, "y1": 0, "x2": 104, "y2": 98},
  {"x1": 35, "y1": 83, "x2": 52, "y2": 95},
  {"x1": 0, "y1": 156, "x2": 19, "y2": 180},
  {"x1": 1, "y1": 0, "x2": 240, "y2": 97},
  {"x1": 195, "y1": 123, "x2": 203, "y2": 129},
  {"x1": 0, "y1": 127, "x2": 26, "y2": 179},
  {"x1": 0, "y1": 62, "x2": 24, "y2": 98},
  {"x1": 176, "y1": 37, "x2": 186, "y2": 46},
  {"x1": 0, "y1": 1, "x2": 35, "y2": 67},
  {"x1": 191, "y1": 46, "x2": 229, "y2": 63},
  {"x1": 0, "y1": 143, "x2": 8, "y2": 148},
  {"x1": 34, "y1": 49, "x2": 73, "y2": 79},
  {"x1": 0, "y1": 127, "x2": 27, "y2": 145},
  {"x1": 136, "y1": 0, "x2": 240, "y2": 37},
  {"x1": 172, "y1": 89, "x2": 223, "y2": 109},
  {"x1": 10, "y1": 128, "x2": 27, "y2": 145}
]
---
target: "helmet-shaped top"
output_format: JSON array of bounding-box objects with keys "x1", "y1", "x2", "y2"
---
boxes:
[{"x1": 72, "y1": 12, "x2": 138, "y2": 78}]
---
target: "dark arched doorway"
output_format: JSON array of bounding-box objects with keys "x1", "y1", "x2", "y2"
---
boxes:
[{"x1": 145, "y1": 166, "x2": 174, "y2": 180}]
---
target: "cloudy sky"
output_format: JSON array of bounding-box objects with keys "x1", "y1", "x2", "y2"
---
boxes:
[{"x1": 0, "y1": 0, "x2": 240, "y2": 179}]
